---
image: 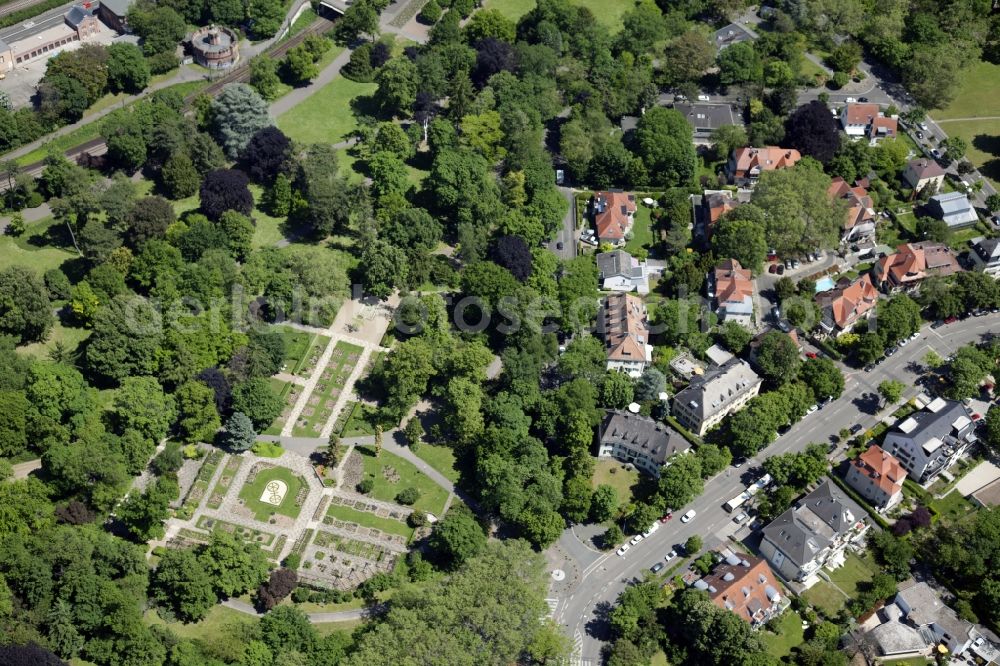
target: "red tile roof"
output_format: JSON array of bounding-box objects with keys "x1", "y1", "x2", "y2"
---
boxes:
[
  {"x1": 874, "y1": 242, "x2": 963, "y2": 289},
  {"x1": 601, "y1": 292, "x2": 650, "y2": 362},
  {"x1": 714, "y1": 259, "x2": 753, "y2": 306},
  {"x1": 594, "y1": 191, "x2": 637, "y2": 241},
  {"x1": 729, "y1": 146, "x2": 801, "y2": 180},
  {"x1": 703, "y1": 556, "x2": 780, "y2": 624},
  {"x1": 827, "y1": 177, "x2": 875, "y2": 232},
  {"x1": 853, "y1": 445, "x2": 906, "y2": 497},
  {"x1": 844, "y1": 103, "x2": 880, "y2": 126},
  {"x1": 816, "y1": 274, "x2": 878, "y2": 330}
]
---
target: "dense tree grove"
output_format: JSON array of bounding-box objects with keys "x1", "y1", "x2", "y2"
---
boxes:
[{"x1": 1, "y1": 0, "x2": 998, "y2": 660}]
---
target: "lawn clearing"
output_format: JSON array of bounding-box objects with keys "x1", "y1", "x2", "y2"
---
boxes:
[
  {"x1": 326, "y1": 502, "x2": 413, "y2": 539},
  {"x1": 413, "y1": 442, "x2": 459, "y2": 484},
  {"x1": 481, "y1": 0, "x2": 631, "y2": 29},
  {"x1": 341, "y1": 401, "x2": 379, "y2": 437},
  {"x1": 249, "y1": 184, "x2": 288, "y2": 247},
  {"x1": 238, "y1": 465, "x2": 308, "y2": 521},
  {"x1": 934, "y1": 118, "x2": 1000, "y2": 188},
  {"x1": 826, "y1": 552, "x2": 876, "y2": 599},
  {"x1": 272, "y1": 325, "x2": 330, "y2": 376},
  {"x1": 935, "y1": 61, "x2": 1000, "y2": 120},
  {"x1": 263, "y1": 377, "x2": 299, "y2": 436},
  {"x1": 760, "y1": 610, "x2": 804, "y2": 659},
  {"x1": 357, "y1": 448, "x2": 449, "y2": 515},
  {"x1": 17, "y1": 321, "x2": 91, "y2": 359},
  {"x1": 592, "y1": 458, "x2": 639, "y2": 506},
  {"x1": 0, "y1": 216, "x2": 78, "y2": 275},
  {"x1": 143, "y1": 605, "x2": 256, "y2": 643},
  {"x1": 801, "y1": 579, "x2": 848, "y2": 614},
  {"x1": 624, "y1": 204, "x2": 654, "y2": 256},
  {"x1": 277, "y1": 77, "x2": 377, "y2": 144},
  {"x1": 930, "y1": 490, "x2": 975, "y2": 522}
]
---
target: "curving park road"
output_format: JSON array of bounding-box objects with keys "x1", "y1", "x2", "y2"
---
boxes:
[{"x1": 551, "y1": 314, "x2": 1000, "y2": 665}]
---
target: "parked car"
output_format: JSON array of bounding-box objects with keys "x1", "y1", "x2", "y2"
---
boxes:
[
  {"x1": 807, "y1": 404, "x2": 819, "y2": 414},
  {"x1": 617, "y1": 544, "x2": 631, "y2": 556},
  {"x1": 911, "y1": 331, "x2": 920, "y2": 340},
  {"x1": 642, "y1": 522, "x2": 660, "y2": 537},
  {"x1": 792, "y1": 259, "x2": 801, "y2": 269},
  {"x1": 733, "y1": 511, "x2": 749, "y2": 524},
  {"x1": 919, "y1": 122, "x2": 929, "y2": 131},
  {"x1": 768, "y1": 264, "x2": 778, "y2": 274},
  {"x1": 864, "y1": 364, "x2": 875, "y2": 372},
  {"x1": 917, "y1": 131, "x2": 924, "y2": 139},
  {"x1": 858, "y1": 96, "x2": 869, "y2": 102},
  {"x1": 899, "y1": 338, "x2": 909, "y2": 347},
  {"x1": 660, "y1": 511, "x2": 673, "y2": 523},
  {"x1": 931, "y1": 320, "x2": 944, "y2": 329},
  {"x1": 664, "y1": 549, "x2": 678, "y2": 562},
  {"x1": 630, "y1": 534, "x2": 644, "y2": 545},
  {"x1": 932, "y1": 149, "x2": 942, "y2": 159},
  {"x1": 850, "y1": 424, "x2": 863, "y2": 435},
  {"x1": 680, "y1": 509, "x2": 696, "y2": 523},
  {"x1": 650, "y1": 562, "x2": 665, "y2": 573},
  {"x1": 697, "y1": 94, "x2": 710, "y2": 101},
  {"x1": 944, "y1": 316, "x2": 958, "y2": 324},
  {"x1": 806, "y1": 351, "x2": 818, "y2": 359},
  {"x1": 733, "y1": 457, "x2": 747, "y2": 468},
  {"x1": 556, "y1": 241, "x2": 564, "y2": 250},
  {"x1": 845, "y1": 97, "x2": 857, "y2": 103},
  {"x1": 776, "y1": 265, "x2": 785, "y2": 275}
]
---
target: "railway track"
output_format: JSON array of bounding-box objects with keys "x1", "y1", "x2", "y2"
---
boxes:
[{"x1": 12, "y1": 16, "x2": 336, "y2": 179}]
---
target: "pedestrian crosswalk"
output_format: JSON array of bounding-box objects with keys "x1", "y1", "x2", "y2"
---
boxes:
[{"x1": 545, "y1": 598, "x2": 559, "y2": 617}]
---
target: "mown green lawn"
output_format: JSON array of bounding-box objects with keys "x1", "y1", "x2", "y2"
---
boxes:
[
  {"x1": 17, "y1": 322, "x2": 91, "y2": 359},
  {"x1": 238, "y1": 466, "x2": 308, "y2": 520},
  {"x1": 143, "y1": 605, "x2": 256, "y2": 643},
  {"x1": 826, "y1": 552, "x2": 876, "y2": 599},
  {"x1": 936, "y1": 61, "x2": 1000, "y2": 120},
  {"x1": 413, "y1": 442, "x2": 459, "y2": 484},
  {"x1": 592, "y1": 458, "x2": 639, "y2": 506},
  {"x1": 930, "y1": 490, "x2": 975, "y2": 522},
  {"x1": 277, "y1": 78, "x2": 377, "y2": 144},
  {"x1": 326, "y1": 502, "x2": 413, "y2": 539},
  {"x1": 936, "y1": 118, "x2": 1000, "y2": 188},
  {"x1": 357, "y1": 448, "x2": 449, "y2": 515},
  {"x1": 0, "y1": 216, "x2": 77, "y2": 275},
  {"x1": 624, "y1": 205, "x2": 654, "y2": 256},
  {"x1": 760, "y1": 611, "x2": 804, "y2": 659},
  {"x1": 482, "y1": 0, "x2": 632, "y2": 29}
]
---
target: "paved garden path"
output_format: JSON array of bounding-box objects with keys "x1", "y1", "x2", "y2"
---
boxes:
[{"x1": 10, "y1": 458, "x2": 41, "y2": 480}]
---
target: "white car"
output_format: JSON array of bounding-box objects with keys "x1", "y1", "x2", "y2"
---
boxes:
[
  {"x1": 845, "y1": 97, "x2": 857, "y2": 103},
  {"x1": 899, "y1": 338, "x2": 909, "y2": 347},
  {"x1": 807, "y1": 404, "x2": 819, "y2": 415},
  {"x1": 733, "y1": 511, "x2": 749, "y2": 524},
  {"x1": 642, "y1": 522, "x2": 660, "y2": 537},
  {"x1": 697, "y1": 94, "x2": 710, "y2": 101},
  {"x1": 616, "y1": 544, "x2": 631, "y2": 556},
  {"x1": 630, "y1": 534, "x2": 644, "y2": 545},
  {"x1": 664, "y1": 549, "x2": 677, "y2": 562},
  {"x1": 919, "y1": 123, "x2": 929, "y2": 131},
  {"x1": 680, "y1": 509, "x2": 696, "y2": 523},
  {"x1": 911, "y1": 331, "x2": 920, "y2": 340}
]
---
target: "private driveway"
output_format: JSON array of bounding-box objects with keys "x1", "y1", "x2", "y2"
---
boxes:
[{"x1": 552, "y1": 313, "x2": 1000, "y2": 665}]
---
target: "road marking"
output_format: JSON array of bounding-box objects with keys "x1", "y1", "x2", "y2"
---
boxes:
[{"x1": 545, "y1": 598, "x2": 558, "y2": 618}]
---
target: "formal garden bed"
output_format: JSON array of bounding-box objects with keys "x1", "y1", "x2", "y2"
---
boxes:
[
  {"x1": 206, "y1": 456, "x2": 243, "y2": 510},
  {"x1": 177, "y1": 449, "x2": 225, "y2": 518},
  {"x1": 355, "y1": 448, "x2": 449, "y2": 515},
  {"x1": 237, "y1": 464, "x2": 309, "y2": 522},
  {"x1": 291, "y1": 340, "x2": 364, "y2": 437},
  {"x1": 263, "y1": 378, "x2": 301, "y2": 436}
]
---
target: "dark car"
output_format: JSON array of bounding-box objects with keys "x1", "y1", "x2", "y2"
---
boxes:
[
  {"x1": 944, "y1": 316, "x2": 958, "y2": 324},
  {"x1": 864, "y1": 364, "x2": 875, "y2": 372},
  {"x1": 858, "y1": 96, "x2": 869, "y2": 102},
  {"x1": 650, "y1": 562, "x2": 665, "y2": 574},
  {"x1": 556, "y1": 241, "x2": 564, "y2": 250},
  {"x1": 850, "y1": 424, "x2": 864, "y2": 435},
  {"x1": 931, "y1": 320, "x2": 944, "y2": 329},
  {"x1": 768, "y1": 264, "x2": 778, "y2": 274},
  {"x1": 776, "y1": 265, "x2": 785, "y2": 275}
]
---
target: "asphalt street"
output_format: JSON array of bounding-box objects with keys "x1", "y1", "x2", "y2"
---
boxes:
[{"x1": 551, "y1": 313, "x2": 1000, "y2": 665}]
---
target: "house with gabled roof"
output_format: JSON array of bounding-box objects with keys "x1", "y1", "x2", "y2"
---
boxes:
[
  {"x1": 596, "y1": 250, "x2": 650, "y2": 293},
  {"x1": 726, "y1": 146, "x2": 801, "y2": 187},
  {"x1": 712, "y1": 259, "x2": 755, "y2": 326},
  {"x1": 815, "y1": 274, "x2": 879, "y2": 336},
  {"x1": 598, "y1": 410, "x2": 690, "y2": 478},
  {"x1": 903, "y1": 158, "x2": 945, "y2": 194},
  {"x1": 927, "y1": 191, "x2": 979, "y2": 230},
  {"x1": 827, "y1": 177, "x2": 876, "y2": 243},
  {"x1": 671, "y1": 359, "x2": 761, "y2": 436},
  {"x1": 873, "y1": 242, "x2": 963, "y2": 293},
  {"x1": 597, "y1": 292, "x2": 653, "y2": 377},
  {"x1": 971, "y1": 237, "x2": 1000, "y2": 278},
  {"x1": 592, "y1": 191, "x2": 637, "y2": 246},
  {"x1": 840, "y1": 103, "x2": 898, "y2": 144},
  {"x1": 694, "y1": 553, "x2": 783, "y2": 627},
  {"x1": 845, "y1": 445, "x2": 906, "y2": 511},
  {"x1": 759, "y1": 479, "x2": 869, "y2": 585}
]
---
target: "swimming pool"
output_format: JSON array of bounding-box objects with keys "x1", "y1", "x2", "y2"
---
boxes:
[{"x1": 815, "y1": 276, "x2": 835, "y2": 292}]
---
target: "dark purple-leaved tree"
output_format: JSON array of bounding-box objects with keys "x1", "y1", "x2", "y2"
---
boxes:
[
  {"x1": 785, "y1": 100, "x2": 842, "y2": 164},
  {"x1": 489, "y1": 235, "x2": 532, "y2": 282},
  {"x1": 241, "y1": 126, "x2": 291, "y2": 184},
  {"x1": 200, "y1": 168, "x2": 253, "y2": 220}
]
